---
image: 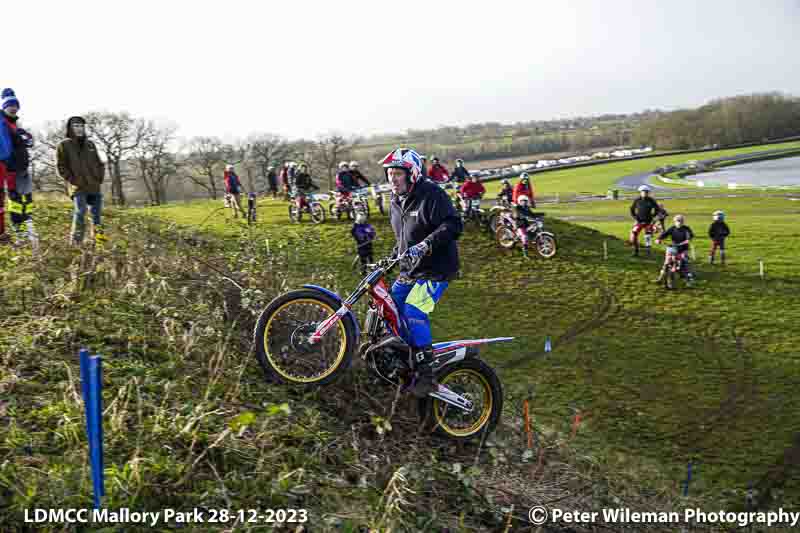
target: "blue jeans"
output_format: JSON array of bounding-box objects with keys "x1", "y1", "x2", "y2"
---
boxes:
[
  {"x1": 391, "y1": 278, "x2": 448, "y2": 348},
  {"x1": 72, "y1": 192, "x2": 103, "y2": 243}
]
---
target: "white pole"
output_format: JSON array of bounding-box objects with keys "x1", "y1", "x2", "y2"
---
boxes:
[
  {"x1": 603, "y1": 240, "x2": 608, "y2": 260},
  {"x1": 265, "y1": 239, "x2": 270, "y2": 255},
  {"x1": 691, "y1": 244, "x2": 696, "y2": 261},
  {"x1": 760, "y1": 260, "x2": 764, "y2": 279}
]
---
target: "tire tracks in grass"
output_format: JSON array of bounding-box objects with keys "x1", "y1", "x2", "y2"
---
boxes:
[{"x1": 500, "y1": 279, "x2": 619, "y2": 369}]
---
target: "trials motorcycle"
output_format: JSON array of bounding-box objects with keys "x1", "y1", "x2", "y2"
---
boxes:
[{"x1": 253, "y1": 251, "x2": 510, "y2": 441}]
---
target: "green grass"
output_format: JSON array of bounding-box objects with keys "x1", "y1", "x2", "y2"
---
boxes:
[
  {"x1": 476, "y1": 140, "x2": 800, "y2": 196},
  {"x1": 2, "y1": 193, "x2": 799, "y2": 531},
  {"x1": 143, "y1": 196, "x2": 800, "y2": 504}
]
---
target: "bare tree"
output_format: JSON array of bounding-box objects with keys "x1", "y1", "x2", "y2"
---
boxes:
[
  {"x1": 313, "y1": 134, "x2": 359, "y2": 190},
  {"x1": 248, "y1": 133, "x2": 293, "y2": 192},
  {"x1": 84, "y1": 111, "x2": 148, "y2": 206},
  {"x1": 182, "y1": 136, "x2": 230, "y2": 199},
  {"x1": 29, "y1": 121, "x2": 68, "y2": 195},
  {"x1": 132, "y1": 121, "x2": 180, "y2": 205}
]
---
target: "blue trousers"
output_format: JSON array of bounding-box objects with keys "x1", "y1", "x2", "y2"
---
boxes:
[
  {"x1": 72, "y1": 192, "x2": 103, "y2": 243},
  {"x1": 391, "y1": 278, "x2": 448, "y2": 348}
]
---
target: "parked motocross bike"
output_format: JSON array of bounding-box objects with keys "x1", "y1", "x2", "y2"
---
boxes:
[
  {"x1": 329, "y1": 190, "x2": 369, "y2": 221},
  {"x1": 457, "y1": 193, "x2": 489, "y2": 230},
  {"x1": 253, "y1": 250, "x2": 510, "y2": 441},
  {"x1": 660, "y1": 240, "x2": 693, "y2": 289},
  {"x1": 495, "y1": 211, "x2": 557, "y2": 258},
  {"x1": 369, "y1": 184, "x2": 391, "y2": 215},
  {"x1": 288, "y1": 189, "x2": 327, "y2": 223},
  {"x1": 487, "y1": 196, "x2": 513, "y2": 234}
]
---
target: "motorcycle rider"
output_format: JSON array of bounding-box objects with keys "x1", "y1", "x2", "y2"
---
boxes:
[
  {"x1": 224, "y1": 164, "x2": 245, "y2": 217},
  {"x1": 512, "y1": 173, "x2": 535, "y2": 206},
  {"x1": 266, "y1": 165, "x2": 278, "y2": 199},
  {"x1": 349, "y1": 160, "x2": 371, "y2": 188},
  {"x1": 656, "y1": 214, "x2": 695, "y2": 284},
  {"x1": 428, "y1": 156, "x2": 450, "y2": 184},
  {"x1": 335, "y1": 161, "x2": 355, "y2": 210},
  {"x1": 497, "y1": 178, "x2": 513, "y2": 205},
  {"x1": 513, "y1": 194, "x2": 536, "y2": 258},
  {"x1": 293, "y1": 163, "x2": 318, "y2": 209},
  {"x1": 629, "y1": 184, "x2": 659, "y2": 256},
  {"x1": 708, "y1": 210, "x2": 730, "y2": 265},
  {"x1": 351, "y1": 212, "x2": 376, "y2": 275},
  {"x1": 452, "y1": 159, "x2": 470, "y2": 184},
  {"x1": 420, "y1": 155, "x2": 428, "y2": 178},
  {"x1": 383, "y1": 147, "x2": 463, "y2": 398},
  {"x1": 458, "y1": 174, "x2": 485, "y2": 219}
]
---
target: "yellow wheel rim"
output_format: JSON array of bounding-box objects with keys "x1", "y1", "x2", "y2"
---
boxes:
[
  {"x1": 264, "y1": 299, "x2": 347, "y2": 383},
  {"x1": 434, "y1": 368, "x2": 493, "y2": 437}
]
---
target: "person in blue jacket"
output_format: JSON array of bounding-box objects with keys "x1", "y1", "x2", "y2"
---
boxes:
[{"x1": 382, "y1": 147, "x2": 463, "y2": 397}]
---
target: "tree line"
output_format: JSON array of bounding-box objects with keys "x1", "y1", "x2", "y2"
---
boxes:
[
  {"x1": 31, "y1": 114, "x2": 361, "y2": 206},
  {"x1": 632, "y1": 92, "x2": 800, "y2": 150}
]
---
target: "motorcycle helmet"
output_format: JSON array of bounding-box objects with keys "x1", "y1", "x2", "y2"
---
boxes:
[
  {"x1": 350, "y1": 160, "x2": 359, "y2": 168},
  {"x1": 355, "y1": 212, "x2": 367, "y2": 224},
  {"x1": 638, "y1": 184, "x2": 651, "y2": 192},
  {"x1": 674, "y1": 214, "x2": 684, "y2": 226},
  {"x1": 225, "y1": 164, "x2": 234, "y2": 171},
  {"x1": 713, "y1": 210, "x2": 724, "y2": 220},
  {"x1": 502, "y1": 179, "x2": 510, "y2": 185},
  {"x1": 339, "y1": 161, "x2": 349, "y2": 169},
  {"x1": 380, "y1": 147, "x2": 422, "y2": 184},
  {"x1": 520, "y1": 172, "x2": 529, "y2": 183}
]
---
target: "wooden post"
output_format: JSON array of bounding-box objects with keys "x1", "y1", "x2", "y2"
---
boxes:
[{"x1": 523, "y1": 400, "x2": 533, "y2": 449}]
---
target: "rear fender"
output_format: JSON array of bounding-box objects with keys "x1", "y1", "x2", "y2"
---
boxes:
[
  {"x1": 302, "y1": 284, "x2": 361, "y2": 339},
  {"x1": 431, "y1": 337, "x2": 515, "y2": 369}
]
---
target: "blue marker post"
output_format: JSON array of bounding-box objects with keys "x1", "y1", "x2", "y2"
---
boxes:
[
  {"x1": 544, "y1": 336, "x2": 552, "y2": 353},
  {"x1": 79, "y1": 349, "x2": 105, "y2": 509},
  {"x1": 682, "y1": 460, "x2": 693, "y2": 497}
]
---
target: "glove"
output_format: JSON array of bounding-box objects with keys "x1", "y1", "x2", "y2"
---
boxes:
[{"x1": 407, "y1": 241, "x2": 430, "y2": 258}]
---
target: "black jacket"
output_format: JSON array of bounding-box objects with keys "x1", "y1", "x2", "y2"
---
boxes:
[
  {"x1": 351, "y1": 169, "x2": 370, "y2": 187},
  {"x1": 659, "y1": 225, "x2": 694, "y2": 252},
  {"x1": 630, "y1": 196, "x2": 659, "y2": 223},
  {"x1": 708, "y1": 221, "x2": 730, "y2": 241},
  {"x1": 294, "y1": 172, "x2": 317, "y2": 191},
  {"x1": 452, "y1": 166, "x2": 470, "y2": 183},
  {"x1": 390, "y1": 178, "x2": 463, "y2": 281}
]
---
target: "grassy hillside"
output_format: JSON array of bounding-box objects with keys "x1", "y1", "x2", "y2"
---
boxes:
[{"x1": 1, "y1": 194, "x2": 798, "y2": 531}]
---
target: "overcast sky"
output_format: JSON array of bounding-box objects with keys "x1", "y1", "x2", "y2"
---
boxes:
[{"x1": 11, "y1": 0, "x2": 800, "y2": 141}]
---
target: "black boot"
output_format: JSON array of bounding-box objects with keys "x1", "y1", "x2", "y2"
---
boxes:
[{"x1": 408, "y1": 347, "x2": 437, "y2": 398}]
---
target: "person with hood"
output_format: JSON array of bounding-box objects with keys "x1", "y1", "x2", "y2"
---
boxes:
[
  {"x1": 266, "y1": 165, "x2": 278, "y2": 199},
  {"x1": 427, "y1": 156, "x2": 450, "y2": 184},
  {"x1": 382, "y1": 147, "x2": 463, "y2": 397},
  {"x1": 351, "y1": 211, "x2": 376, "y2": 275},
  {"x1": 452, "y1": 159, "x2": 470, "y2": 184},
  {"x1": 224, "y1": 164, "x2": 244, "y2": 217},
  {"x1": 0, "y1": 88, "x2": 38, "y2": 249},
  {"x1": 512, "y1": 173, "x2": 535, "y2": 205},
  {"x1": 56, "y1": 116, "x2": 106, "y2": 247}
]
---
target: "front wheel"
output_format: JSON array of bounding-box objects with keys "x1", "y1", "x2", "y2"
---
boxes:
[
  {"x1": 535, "y1": 233, "x2": 557, "y2": 258},
  {"x1": 288, "y1": 204, "x2": 301, "y2": 223},
  {"x1": 310, "y1": 203, "x2": 326, "y2": 224},
  {"x1": 253, "y1": 290, "x2": 356, "y2": 386},
  {"x1": 418, "y1": 358, "x2": 503, "y2": 442}
]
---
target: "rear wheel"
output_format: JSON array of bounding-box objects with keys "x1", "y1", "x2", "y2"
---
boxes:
[
  {"x1": 418, "y1": 358, "x2": 503, "y2": 442},
  {"x1": 288, "y1": 204, "x2": 301, "y2": 222},
  {"x1": 253, "y1": 290, "x2": 355, "y2": 386},
  {"x1": 496, "y1": 226, "x2": 517, "y2": 249},
  {"x1": 665, "y1": 267, "x2": 676, "y2": 289},
  {"x1": 536, "y1": 234, "x2": 557, "y2": 258}
]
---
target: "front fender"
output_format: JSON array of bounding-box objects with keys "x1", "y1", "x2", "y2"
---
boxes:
[{"x1": 302, "y1": 284, "x2": 361, "y2": 339}]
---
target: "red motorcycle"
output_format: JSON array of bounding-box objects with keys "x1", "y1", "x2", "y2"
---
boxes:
[
  {"x1": 253, "y1": 251, "x2": 509, "y2": 441},
  {"x1": 288, "y1": 189, "x2": 326, "y2": 223},
  {"x1": 659, "y1": 240, "x2": 693, "y2": 289}
]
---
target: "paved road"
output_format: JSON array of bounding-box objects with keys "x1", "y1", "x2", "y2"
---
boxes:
[{"x1": 613, "y1": 148, "x2": 800, "y2": 190}]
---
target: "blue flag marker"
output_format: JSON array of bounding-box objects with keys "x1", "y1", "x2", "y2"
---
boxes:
[
  {"x1": 79, "y1": 349, "x2": 105, "y2": 509},
  {"x1": 544, "y1": 336, "x2": 552, "y2": 353}
]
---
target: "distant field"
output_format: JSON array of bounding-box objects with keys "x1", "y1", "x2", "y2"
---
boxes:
[{"x1": 477, "y1": 140, "x2": 800, "y2": 197}]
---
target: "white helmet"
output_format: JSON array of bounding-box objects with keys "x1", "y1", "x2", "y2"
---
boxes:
[
  {"x1": 350, "y1": 160, "x2": 359, "y2": 167},
  {"x1": 289, "y1": 161, "x2": 297, "y2": 167},
  {"x1": 713, "y1": 210, "x2": 724, "y2": 220},
  {"x1": 225, "y1": 164, "x2": 234, "y2": 171},
  {"x1": 520, "y1": 172, "x2": 530, "y2": 181},
  {"x1": 517, "y1": 195, "x2": 530, "y2": 204},
  {"x1": 339, "y1": 161, "x2": 349, "y2": 169},
  {"x1": 355, "y1": 212, "x2": 367, "y2": 224},
  {"x1": 638, "y1": 185, "x2": 651, "y2": 192}
]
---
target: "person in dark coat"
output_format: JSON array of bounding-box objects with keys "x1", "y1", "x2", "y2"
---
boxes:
[{"x1": 708, "y1": 210, "x2": 730, "y2": 264}]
